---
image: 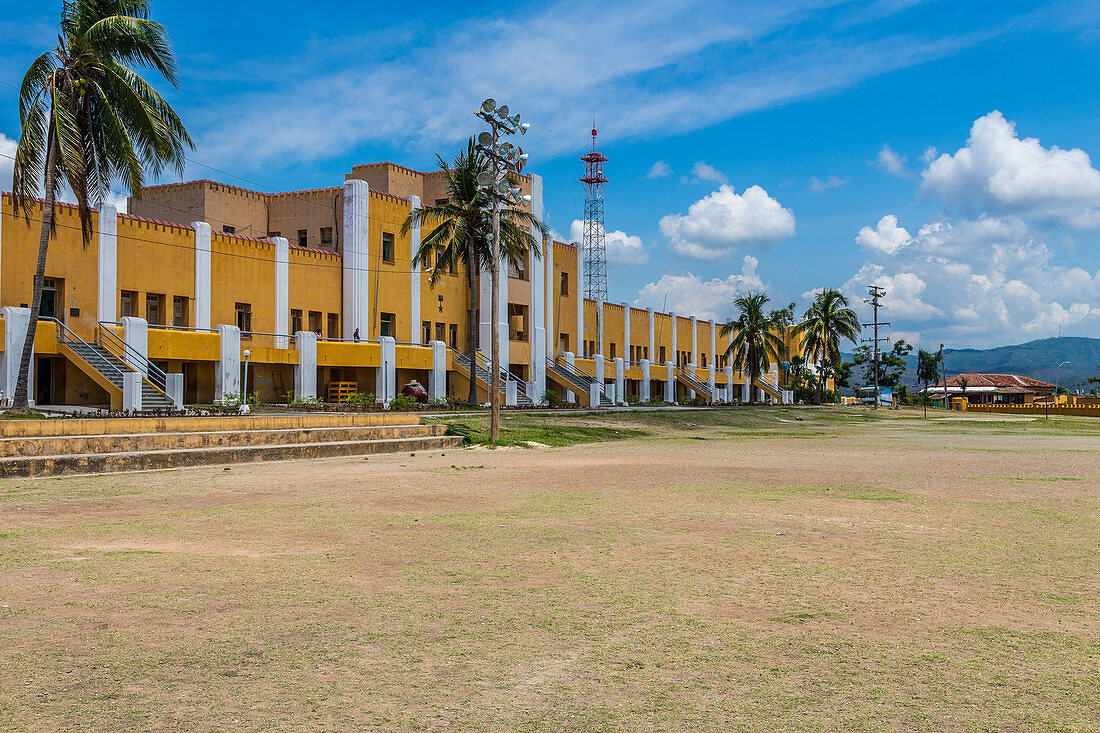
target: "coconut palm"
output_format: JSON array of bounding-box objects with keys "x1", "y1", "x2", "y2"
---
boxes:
[
  {"x1": 10, "y1": 0, "x2": 192, "y2": 408},
  {"x1": 794, "y1": 288, "x2": 861, "y2": 403},
  {"x1": 719, "y1": 292, "x2": 784, "y2": 405},
  {"x1": 401, "y1": 139, "x2": 545, "y2": 404}
]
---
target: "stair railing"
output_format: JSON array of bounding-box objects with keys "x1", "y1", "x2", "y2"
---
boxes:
[
  {"x1": 43, "y1": 317, "x2": 128, "y2": 384},
  {"x1": 96, "y1": 325, "x2": 169, "y2": 393}
]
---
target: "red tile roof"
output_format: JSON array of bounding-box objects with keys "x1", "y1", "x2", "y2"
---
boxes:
[{"x1": 933, "y1": 373, "x2": 1053, "y2": 389}]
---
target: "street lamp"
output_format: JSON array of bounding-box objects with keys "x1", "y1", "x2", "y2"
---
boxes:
[
  {"x1": 1055, "y1": 361, "x2": 1069, "y2": 404},
  {"x1": 475, "y1": 97, "x2": 530, "y2": 442},
  {"x1": 242, "y1": 349, "x2": 251, "y2": 414}
]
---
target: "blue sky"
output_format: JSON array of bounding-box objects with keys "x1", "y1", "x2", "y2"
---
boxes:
[{"x1": 2, "y1": 0, "x2": 1099, "y2": 348}]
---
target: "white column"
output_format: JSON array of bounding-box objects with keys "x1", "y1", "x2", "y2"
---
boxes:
[
  {"x1": 478, "y1": 245, "x2": 509, "y2": 368},
  {"x1": 670, "y1": 313, "x2": 678, "y2": 366},
  {"x1": 575, "y1": 244, "x2": 584, "y2": 355},
  {"x1": 588, "y1": 382, "x2": 602, "y2": 407},
  {"x1": 639, "y1": 359, "x2": 651, "y2": 402},
  {"x1": 663, "y1": 361, "x2": 675, "y2": 403},
  {"x1": 710, "y1": 319, "x2": 717, "y2": 370},
  {"x1": 192, "y1": 222, "x2": 212, "y2": 330},
  {"x1": 429, "y1": 340, "x2": 447, "y2": 400},
  {"x1": 122, "y1": 372, "x2": 143, "y2": 412},
  {"x1": 97, "y1": 204, "x2": 117, "y2": 323},
  {"x1": 622, "y1": 303, "x2": 630, "y2": 363},
  {"x1": 294, "y1": 330, "x2": 317, "y2": 399},
  {"x1": 647, "y1": 308, "x2": 655, "y2": 363},
  {"x1": 121, "y1": 316, "x2": 148, "y2": 376},
  {"x1": 505, "y1": 380, "x2": 518, "y2": 407},
  {"x1": 528, "y1": 175, "x2": 546, "y2": 399},
  {"x1": 596, "y1": 302, "x2": 604, "y2": 356},
  {"x1": 273, "y1": 236, "x2": 289, "y2": 348},
  {"x1": 545, "y1": 239, "x2": 556, "y2": 355},
  {"x1": 594, "y1": 354, "x2": 604, "y2": 389},
  {"x1": 1, "y1": 307, "x2": 34, "y2": 406},
  {"x1": 725, "y1": 365, "x2": 734, "y2": 403},
  {"x1": 408, "y1": 195, "x2": 421, "y2": 343},
  {"x1": 613, "y1": 357, "x2": 625, "y2": 405},
  {"x1": 741, "y1": 378, "x2": 751, "y2": 404},
  {"x1": 377, "y1": 335, "x2": 396, "y2": 404},
  {"x1": 216, "y1": 324, "x2": 241, "y2": 401},
  {"x1": 708, "y1": 364, "x2": 716, "y2": 399},
  {"x1": 165, "y1": 373, "x2": 184, "y2": 410},
  {"x1": 691, "y1": 316, "x2": 697, "y2": 366},
  {"x1": 563, "y1": 351, "x2": 576, "y2": 404},
  {"x1": 687, "y1": 362, "x2": 696, "y2": 399},
  {"x1": 343, "y1": 179, "x2": 371, "y2": 338}
]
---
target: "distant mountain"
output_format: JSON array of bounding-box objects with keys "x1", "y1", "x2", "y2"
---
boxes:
[{"x1": 842, "y1": 337, "x2": 1100, "y2": 391}]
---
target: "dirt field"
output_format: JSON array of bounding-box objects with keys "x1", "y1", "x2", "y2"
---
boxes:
[{"x1": 2, "y1": 408, "x2": 1099, "y2": 731}]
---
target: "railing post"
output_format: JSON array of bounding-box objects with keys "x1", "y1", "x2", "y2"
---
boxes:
[
  {"x1": 294, "y1": 330, "x2": 317, "y2": 400},
  {"x1": 216, "y1": 324, "x2": 242, "y2": 402},
  {"x1": 613, "y1": 357, "x2": 625, "y2": 405},
  {"x1": 165, "y1": 373, "x2": 184, "y2": 410},
  {"x1": 593, "y1": 355, "x2": 604, "y2": 393},
  {"x1": 120, "y1": 317, "x2": 149, "y2": 377},
  {"x1": 122, "y1": 372, "x2": 143, "y2": 412},
  {"x1": 639, "y1": 359, "x2": 651, "y2": 402},
  {"x1": 429, "y1": 340, "x2": 446, "y2": 401},
  {"x1": 506, "y1": 380, "x2": 518, "y2": 407},
  {"x1": 562, "y1": 351, "x2": 576, "y2": 404},
  {"x1": 664, "y1": 361, "x2": 675, "y2": 403},
  {"x1": 377, "y1": 336, "x2": 396, "y2": 405}
]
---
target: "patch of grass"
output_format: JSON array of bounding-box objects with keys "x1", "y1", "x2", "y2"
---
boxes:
[{"x1": 443, "y1": 416, "x2": 646, "y2": 447}]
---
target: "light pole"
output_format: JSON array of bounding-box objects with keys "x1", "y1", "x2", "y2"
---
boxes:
[
  {"x1": 242, "y1": 349, "x2": 251, "y2": 414},
  {"x1": 475, "y1": 98, "x2": 530, "y2": 442},
  {"x1": 1055, "y1": 361, "x2": 1069, "y2": 404}
]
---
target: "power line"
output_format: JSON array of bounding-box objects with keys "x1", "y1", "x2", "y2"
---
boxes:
[{"x1": 862, "y1": 285, "x2": 890, "y2": 409}]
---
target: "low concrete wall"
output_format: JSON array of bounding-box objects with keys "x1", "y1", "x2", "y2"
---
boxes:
[
  {"x1": 966, "y1": 404, "x2": 1100, "y2": 417},
  {"x1": 0, "y1": 412, "x2": 424, "y2": 438}
]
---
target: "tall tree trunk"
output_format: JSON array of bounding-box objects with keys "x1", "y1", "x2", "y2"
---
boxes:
[
  {"x1": 13, "y1": 134, "x2": 58, "y2": 409},
  {"x1": 464, "y1": 240, "x2": 478, "y2": 405}
]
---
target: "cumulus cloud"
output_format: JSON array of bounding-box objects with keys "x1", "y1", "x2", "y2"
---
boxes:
[
  {"x1": 646, "y1": 160, "x2": 671, "y2": 179},
  {"x1": 808, "y1": 175, "x2": 849, "y2": 192},
  {"x1": 875, "y1": 144, "x2": 909, "y2": 176},
  {"x1": 658, "y1": 184, "x2": 795, "y2": 260},
  {"x1": 841, "y1": 212, "x2": 1100, "y2": 346},
  {"x1": 920, "y1": 110, "x2": 1100, "y2": 227},
  {"x1": 689, "y1": 161, "x2": 728, "y2": 185},
  {"x1": 569, "y1": 220, "x2": 647, "y2": 264},
  {"x1": 856, "y1": 214, "x2": 912, "y2": 254},
  {"x1": 0, "y1": 132, "x2": 15, "y2": 192},
  {"x1": 634, "y1": 255, "x2": 767, "y2": 321}
]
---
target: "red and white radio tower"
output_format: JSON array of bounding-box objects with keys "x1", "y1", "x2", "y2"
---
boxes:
[{"x1": 580, "y1": 125, "x2": 609, "y2": 302}]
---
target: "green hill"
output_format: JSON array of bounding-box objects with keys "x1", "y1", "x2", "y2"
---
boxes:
[{"x1": 843, "y1": 337, "x2": 1100, "y2": 391}]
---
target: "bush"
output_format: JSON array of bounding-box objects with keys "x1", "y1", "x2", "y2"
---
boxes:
[
  {"x1": 541, "y1": 389, "x2": 560, "y2": 406},
  {"x1": 646, "y1": 396, "x2": 664, "y2": 406},
  {"x1": 346, "y1": 391, "x2": 376, "y2": 408},
  {"x1": 389, "y1": 393, "x2": 416, "y2": 411}
]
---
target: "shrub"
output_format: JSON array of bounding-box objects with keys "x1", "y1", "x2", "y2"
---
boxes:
[
  {"x1": 346, "y1": 391, "x2": 376, "y2": 408},
  {"x1": 389, "y1": 393, "x2": 416, "y2": 411},
  {"x1": 541, "y1": 389, "x2": 560, "y2": 406}
]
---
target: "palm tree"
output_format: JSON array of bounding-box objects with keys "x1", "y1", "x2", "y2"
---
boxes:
[
  {"x1": 401, "y1": 139, "x2": 545, "y2": 405},
  {"x1": 719, "y1": 292, "x2": 784, "y2": 405},
  {"x1": 10, "y1": 0, "x2": 191, "y2": 409},
  {"x1": 794, "y1": 288, "x2": 861, "y2": 404}
]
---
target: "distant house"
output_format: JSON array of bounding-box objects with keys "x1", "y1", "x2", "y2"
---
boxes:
[{"x1": 924, "y1": 373, "x2": 1054, "y2": 405}]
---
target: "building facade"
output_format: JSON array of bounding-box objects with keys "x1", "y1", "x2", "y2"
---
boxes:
[{"x1": 0, "y1": 161, "x2": 795, "y2": 409}]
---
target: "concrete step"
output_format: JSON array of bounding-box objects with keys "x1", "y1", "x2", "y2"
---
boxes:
[
  {"x1": 0, "y1": 423, "x2": 446, "y2": 458},
  {"x1": 0, "y1": 412, "x2": 427, "y2": 438},
  {"x1": 0, "y1": 434, "x2": 464, "y2": 478}
]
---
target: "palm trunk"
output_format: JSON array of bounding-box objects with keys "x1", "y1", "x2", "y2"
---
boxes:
[
  {"x1": 13, "y1": 133, "x2": 58, "y2": 409},
  {"x1": 464, "y1": 241, "x2": 478, "y2": 405}
]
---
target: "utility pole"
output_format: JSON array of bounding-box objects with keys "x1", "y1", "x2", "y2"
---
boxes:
[
  {"x1": 862, "y1": 286, "x2": 890, "y2": 409},
  {"x1": 937, "y1": 344, "x2": 951, "y2": 410}
]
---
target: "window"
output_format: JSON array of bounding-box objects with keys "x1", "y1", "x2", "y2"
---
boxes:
[
  {"x1": 146, "y1": 293, "x2": 165, "y2": 325},
  {"x1": 297, "y1": 229, "x2": 307, "y2": 247},
  {"x1": 559, "y1": 333, "x2": 569, "y2": 353},
  {"x1": 610, "y1": 343, "x2": 616, "y2": 359},
  {"x1": 560, "y1": 272, "x2": 569, "y2": 295},
  {"x1": 659, "y1": 346, "x2": 666, "y2": 364},
  {"x1": 320, "y1": 227, "x2": 333, "y2": 245},
  {"x1": 422, "y1": 320, "x2": 432, "y2": 344},
  {"x1": 509, "y1": 252, "x2": 528, "y2": 280},
  {"x1": 435, "y1": 198, "x2": 448, "y2": 206},
  {"x1": 269, "y1": 231, "x2": 281, "y2": 238},
  {"x1": 381, "y1": 232, "x2": 395, "y2": 263},
  {"x1": 449, "y1": 324, "x2": 458, "y2": 349},
  {"x1": 643, "y1": 347, "x2": 648, "y2": 361},
  {"x1": 701, "y1": 353, "x2": 707, "y2": 368},
  {"x1": 435, "y1": 322, "x2": 445, "y2": 342},
  {"x1": 235, "y1": 302, "x2": 252, "y2": 334},
  {"x1": 421, "y1": 248, "x2": 432, "y2": 271},
  {"x1": 327, "y1": 313, "x2": 340, "y2": 339},
  {"x1": 308, "y1": 311, "x2": 322, "y2": 334},
  {"x1": 290, "y1": 308, "x2": 303, "y2": 334},
  {"x1": 120, "y1": 290, "x2": 136, "y2": 318},
  {"x1": 222, "y1": 225, "x2": 236, "y2": 234},
  {"x1": 379, "y1": 312, "x2": 396, "y2": 338},
  {"x1": 172, "y1": 296, "x2": 188, "y2": 327}
]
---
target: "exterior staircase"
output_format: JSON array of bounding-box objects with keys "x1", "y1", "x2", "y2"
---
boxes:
[
  {"x1": 675, "y1": 367, "x2": 713, "y2": 402},
  {"x1": 0, "y1": 413, "x2": 462, "y2": 478},
  {"x1": 64, "y1": 340, "x2": 175, "y2": 410},
  {"x1": 451, "y1": 349, "x2": 534, "y2": 406},
  {"x1": 547, "y1": 357, "x2": 613, "y2": 407}
]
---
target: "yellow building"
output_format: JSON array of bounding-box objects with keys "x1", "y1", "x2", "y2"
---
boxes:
[{"x1": 0, "y1": 161, "x2": 794, "y2": 410}]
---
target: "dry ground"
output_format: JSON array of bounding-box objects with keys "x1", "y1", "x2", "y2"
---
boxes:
[{"x1": 1, "y1": 408, "x2": 1099, "y2": 731}]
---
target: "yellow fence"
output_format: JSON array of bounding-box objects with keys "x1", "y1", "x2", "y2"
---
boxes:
[{"x1": 965, "y1": 404, "x2": 1100, "y2": 417}]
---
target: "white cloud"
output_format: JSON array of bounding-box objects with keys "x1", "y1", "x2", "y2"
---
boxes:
[
  {"x1": 921, "y1": 146, "x2": 939, "y2": 164},
  {"x1": 569, "y1": 219, "x2": 647, "y2": 264},
  {"x1": 856, "y1": 214, "x2": 912, "y2": 254},
  {"x1": 875, "y1": 144, "x2": 909, "y2": 177},
  {"x1": 658, "y1": 184, "x2": 795, "y2": 260},
  {"x1": 0, "y1": 132, "x2": 15, "y2": 192},
  {"x1": 920, "y1": 110, "x2": 1100, "y2": 227},
  {"x1": 646, "y1": 161, "x2": 671, "y2": 179},
  {"x1": 689, "y1": 161, "x2": 728, "y2": 185},
  {"x1": 808, "y1": 175, "x2": 849, "y2": 192},
  {"x1": 841, "y1": 212, "x2": 1100, "y2": 346},
  {"x1": 634, "y1": 255, "x2": 767, "y2": 321}
]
